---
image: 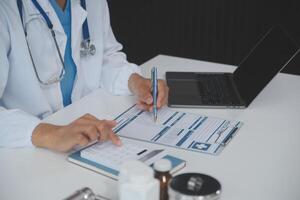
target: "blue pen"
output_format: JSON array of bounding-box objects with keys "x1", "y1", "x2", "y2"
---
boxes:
[{"x1": 151, "y1": 67, "x2": 158, "y2": 122}]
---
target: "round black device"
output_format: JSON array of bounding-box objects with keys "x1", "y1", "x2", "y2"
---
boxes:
[{"x1": 168, "y1": 173, "x2": 221, "y2": 200}]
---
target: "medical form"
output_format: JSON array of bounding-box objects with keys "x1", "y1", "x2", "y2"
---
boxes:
[{"x1": 114, "y1": 105, "x2": 242, "y2": 155}]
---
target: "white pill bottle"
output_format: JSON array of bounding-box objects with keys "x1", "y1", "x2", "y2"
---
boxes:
[{"x1": 118, "y1": 160, "x2": 159, "y2": 200}]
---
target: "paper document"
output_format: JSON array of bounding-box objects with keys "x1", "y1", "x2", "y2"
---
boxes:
[{"x1": 114, "y1": 105, "x2": 242, "y2": 155}]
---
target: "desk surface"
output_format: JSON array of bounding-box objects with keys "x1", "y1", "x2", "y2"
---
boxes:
[{"x1": 1, "y1": 55, "x2": 300, "y2": 200}]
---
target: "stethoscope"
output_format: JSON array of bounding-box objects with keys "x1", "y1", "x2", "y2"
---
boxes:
[{"x1": 17, "y1": 0, "x2": 96, "y2": 85}]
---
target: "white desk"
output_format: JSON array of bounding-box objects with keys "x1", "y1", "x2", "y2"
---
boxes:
[{"x1": 1, "y1": 55, "x2": 300, "y2": 200}]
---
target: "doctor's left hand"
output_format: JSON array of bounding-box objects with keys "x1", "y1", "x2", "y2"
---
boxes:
[
  {"x1": 32, "y1": 114, "x2": 121, "y2": 152},
  {"x1": 128, "y1": 73, "x2": 169, "y2": 111}
]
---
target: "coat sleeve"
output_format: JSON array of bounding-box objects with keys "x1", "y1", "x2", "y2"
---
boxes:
[
  {"x1": 0, "y1": 4, "x2": 40, "y2": 148},
  {"x1": 100, "y1": 0, "x2": 142, "y2": 95}
]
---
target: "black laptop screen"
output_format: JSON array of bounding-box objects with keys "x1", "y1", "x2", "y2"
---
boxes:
[{"x1": 233, "y1": 26, "x2": 299, "y2": 105}]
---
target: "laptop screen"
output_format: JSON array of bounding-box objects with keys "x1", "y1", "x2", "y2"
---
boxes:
[{"x1": 233, "y1": 26, "x2": 299, "y2": 106}]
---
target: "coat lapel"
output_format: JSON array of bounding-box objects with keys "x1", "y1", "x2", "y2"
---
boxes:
[{"x1": 71, "y1": 0, "x2": 87, "y2": 67}]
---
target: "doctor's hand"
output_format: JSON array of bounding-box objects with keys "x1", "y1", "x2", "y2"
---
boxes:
[
  {"x1": 31, "y1": 114, "x2": 121, "y2": 152},
  {"x1": 128, "y1": 73, "x2": 169, "y2": 111}
]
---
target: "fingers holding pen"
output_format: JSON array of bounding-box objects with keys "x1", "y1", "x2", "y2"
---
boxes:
[{"x1": 157, "y1": 80, "x2": 169, "y2": 108}]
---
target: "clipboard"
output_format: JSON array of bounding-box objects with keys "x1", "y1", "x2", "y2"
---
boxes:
[{"x1": 114, "y1": 105, "x2": 243, "y2": 155}]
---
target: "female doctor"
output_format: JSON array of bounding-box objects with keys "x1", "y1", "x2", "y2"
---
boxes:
[{"x1": 0, "y1": 0, "x2": 168, "y2": 152}]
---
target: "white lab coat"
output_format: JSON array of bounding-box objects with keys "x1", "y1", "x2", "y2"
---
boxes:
[{"x1": 0, "y1": 0, "x2": 141, "y2": 147}]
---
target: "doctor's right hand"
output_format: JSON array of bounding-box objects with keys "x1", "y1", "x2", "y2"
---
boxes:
[{"x1": 31, "y1": 114, "x2": 121, "y2": 152}]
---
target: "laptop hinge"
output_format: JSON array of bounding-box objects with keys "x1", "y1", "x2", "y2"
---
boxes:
[{"x1": 228, "y1": 74, "x2": 247, "y2": 107}]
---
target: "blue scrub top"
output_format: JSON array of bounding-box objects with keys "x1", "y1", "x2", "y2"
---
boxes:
[{"x1": 49, "y1": 0, "x2": 77, "y2": 107}]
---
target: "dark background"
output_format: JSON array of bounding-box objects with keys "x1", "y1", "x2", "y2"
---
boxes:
[{"x1": 107, "y1": 0, "x2": 300, "y2": 75}]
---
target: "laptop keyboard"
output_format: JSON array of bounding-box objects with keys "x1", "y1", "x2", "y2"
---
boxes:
[{"x1": 196, "y1": 74, "x2": 240, "y2": 105}]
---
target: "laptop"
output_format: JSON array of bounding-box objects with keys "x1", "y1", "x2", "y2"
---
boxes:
[{"x1": 166, "y1": 26, "x2": 299, "y2": 108}]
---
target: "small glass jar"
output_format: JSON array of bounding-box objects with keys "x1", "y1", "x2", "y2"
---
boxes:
[{"x1": 154, "y1": 159, "x2": 173, "y2": 200}]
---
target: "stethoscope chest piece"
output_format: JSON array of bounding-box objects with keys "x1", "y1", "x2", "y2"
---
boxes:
[{"x1": 80, "y1": 40, "x2": 96, "y2": 57}]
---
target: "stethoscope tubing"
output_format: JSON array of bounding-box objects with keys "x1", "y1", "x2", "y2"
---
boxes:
[{"x1": 17, "y1": 0, "x2": 93, "y2": 85}]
